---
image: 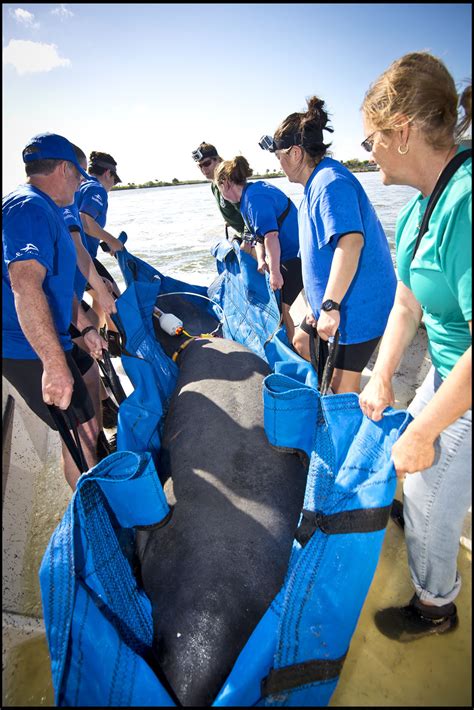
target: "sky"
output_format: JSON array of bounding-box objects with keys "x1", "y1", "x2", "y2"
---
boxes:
[{"x1": 3, "y1": 3, "x2": 472, "y2": 193}]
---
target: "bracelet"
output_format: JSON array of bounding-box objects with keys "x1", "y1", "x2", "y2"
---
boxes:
[{"x1": 81, "y1": 325, "x2": 97, "y2": 337}]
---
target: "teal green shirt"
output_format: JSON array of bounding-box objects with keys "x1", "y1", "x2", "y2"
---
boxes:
[
  {"x1": 396, "y1": 148, "x2": 472, "y2": 379},
  {"x1": 211, "y1": 182, "x2": 245, "y2": 234}
]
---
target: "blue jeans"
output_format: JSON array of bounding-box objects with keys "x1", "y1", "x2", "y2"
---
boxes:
[{"x1": 404, "y1": 367, "x2": 472, "y2": 606}]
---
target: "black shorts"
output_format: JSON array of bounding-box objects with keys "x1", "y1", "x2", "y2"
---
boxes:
[
  {"x1": 281, "y1": 257, "x2": 303, "y2": 307},
  {"x1": 298, "y1": 320, "x2": 381, "y2": 373},
  {"x1": 3, "y1": 344, "x2": 95, "y2": 430}
]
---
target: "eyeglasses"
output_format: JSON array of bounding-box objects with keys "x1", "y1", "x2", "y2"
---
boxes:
[
  {"x1": 198, "y1": 159, "x2": 214, "y2": 169},
  {"x1": 361, "y1": 131, "x2": 378, "y2": 152}
]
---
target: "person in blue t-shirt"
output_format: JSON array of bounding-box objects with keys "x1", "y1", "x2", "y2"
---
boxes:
[
  {"x1": 214, "y1": 155, "x2": 303, "y2": 343},
  {"x1": 260, "y1": 96, "x2": 397, "y2": 394},
  {"x1": 2, "y1": 133, "x2": 109, "y2": 489},
  {"x1": 77, "y1": 151, "x2": 124, "y2": 258},
  {"x1": 62, "y1": 148, "x2": 117, "y2": 310},
  {"x1": 76, "y1": 150, "x2": 123, "y2": 341},
  {"x1": 62, "y1": 147, "x2": 120, "y2": 429}
]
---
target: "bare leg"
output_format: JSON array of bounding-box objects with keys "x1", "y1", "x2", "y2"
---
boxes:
[
  {"x1": 73, "y1": 343, "x2": 109, "y2": 409},
  {"x1": 61, "y1": 415, "x2": 99, "y2": 490},
  {"x1": 281, "y1": 303, "x2": 295, "y2": 345},
  {"x1": 330, "y1": 368, "x2": 362, "y2": 394},
  {"x1": 292, "y1": 326, "x2": 311, "y2": 361},
  {"x1": 82, "y1": 360, "x2": 103, "y2": 429}
]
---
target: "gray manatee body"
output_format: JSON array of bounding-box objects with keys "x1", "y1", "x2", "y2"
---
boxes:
[{"x1": 137, "y1": 327, "x2": 308, "y2": 706}]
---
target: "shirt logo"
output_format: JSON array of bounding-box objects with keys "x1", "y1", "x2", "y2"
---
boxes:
[
  {"x1": 91, "y1": 194, "x2": 103, "y2": 206},
  {"x1": 20, "y1": 243, "x2": 39, "y2": 253}
]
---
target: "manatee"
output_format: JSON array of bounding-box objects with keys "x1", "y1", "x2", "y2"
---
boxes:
[{"x1": 136, "y1": 299, "x2": 308, "y2": 706}]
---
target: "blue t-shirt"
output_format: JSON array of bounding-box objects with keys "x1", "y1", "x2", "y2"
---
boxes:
[
  {"x1": 298, "y1": 158, "x2": 397, "y2": 344},
  {"x1": 2, "y1": 185, "x2": 77, "y2": 359},
  {"x1": 76, "y1": 176, "x2": 108, "y2": 258},
  {"x1": 240, "y1": 181, "x2": 299, "y2": 262},
  {"x1": 62, "y1": 196, "x2": 89, "y2": 301}
]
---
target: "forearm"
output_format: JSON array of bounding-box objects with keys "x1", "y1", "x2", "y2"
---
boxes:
[
  {"x1": 13, "y1": 285, "x2": 67, "y2": 366},
  {"x1": 323, "y1": 233, "x2": 363, "y2": 303},
  {"x1": 372, "y1": 295, "x2": 422, "y2": 380},
  {"x1": 80, "y1": 213, "x2": 116, "y2": 248},
  {"x1": 263, "y1": 232, "x2": 281, "y2": 274},
  {"x1": 255, "y1": 241, "x2": 266, "y2": 264},
  {"x1": 410, "y1": 346, "x2": 471, "y2": 440}
]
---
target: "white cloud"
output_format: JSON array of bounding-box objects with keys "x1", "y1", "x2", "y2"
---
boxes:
[
  {"x1": 9, "y1": 8, "x2": 40, "y2": 29},
  {"x1": 51, "y1": 4, "x2": 74, "y2": 20},
  {"x1": 3, "y1": 39, "x2": 71, "y2": 75}
]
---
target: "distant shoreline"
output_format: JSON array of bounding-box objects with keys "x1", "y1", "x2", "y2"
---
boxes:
[{"x1": 112, "y1": 162, "x2": 379, "y2": 191}]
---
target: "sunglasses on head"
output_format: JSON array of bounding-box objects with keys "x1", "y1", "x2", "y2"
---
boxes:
[
  {"x1": 199, "y1": 159, "x2": 214, "y2": 169},
  {"x1": 258, "y1": 133, "x2": 302, "y2": 152}
]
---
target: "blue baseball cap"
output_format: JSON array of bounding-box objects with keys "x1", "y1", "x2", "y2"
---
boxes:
[{"x1": 22, "y1": 133, "x2": 89, "y2": 179}]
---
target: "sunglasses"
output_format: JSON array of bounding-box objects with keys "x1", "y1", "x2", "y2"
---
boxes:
[
  {"x1": 199, "y1": 159, "x2": 214, "y2": 169},
  {"x1": 361, "y1": 131, "x2": 378, "y2": 152}
]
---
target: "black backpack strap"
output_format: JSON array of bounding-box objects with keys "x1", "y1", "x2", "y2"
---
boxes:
[
  {"x1": 276, "y1": 197, "x2": 292, "y2": 230},
  {"x1": 243, "y1": 197, "x2": 293, "y2": 244},
  {"x1": 412, "y1": 149, "x2": 471, "y2": 260}
]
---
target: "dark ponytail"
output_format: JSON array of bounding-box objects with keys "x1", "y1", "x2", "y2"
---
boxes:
[
  {"x1": 274, "y1": 95, "x2": 333, "y2": 165},
  {"x1": 299, "y1": 96, "x2": 333, "y2": 159}
]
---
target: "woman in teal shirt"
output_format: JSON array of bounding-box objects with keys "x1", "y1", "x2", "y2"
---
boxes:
[{"x1": 360, "y1": 52, "x2": 471, "y2": 641}]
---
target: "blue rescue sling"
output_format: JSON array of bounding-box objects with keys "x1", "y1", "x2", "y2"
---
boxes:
[{"x1": 39, "y1": 238, "x2": 410, "y2": 706}]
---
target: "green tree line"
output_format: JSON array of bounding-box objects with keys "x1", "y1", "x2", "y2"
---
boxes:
[{"x1": 112, "y1": 162, "x2": 377, "y2": 191}]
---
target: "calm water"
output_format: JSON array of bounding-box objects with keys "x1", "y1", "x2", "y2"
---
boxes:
[{"x1": 105, "y1": 174, "x2": 416, "y2": 290}]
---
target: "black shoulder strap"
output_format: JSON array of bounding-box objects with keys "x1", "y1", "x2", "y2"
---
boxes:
[
  {"x1": 277, "y1": 197, "x2": 292, "y2": 230},
  {"x1": 241, "y1": 196, "x2": 292, "y2": 242},
  {"x1": 412, "y1": 149, "x2": 471, "y2": 261}
]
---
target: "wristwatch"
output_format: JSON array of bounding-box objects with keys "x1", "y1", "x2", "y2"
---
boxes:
[{"x1": 321, "y1": 299, "x2": 340, "y2": 312}]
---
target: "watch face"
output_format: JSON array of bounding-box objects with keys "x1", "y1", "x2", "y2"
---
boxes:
[{"x1": 322, "y1": 299, "x2": 339, "y2": 311}]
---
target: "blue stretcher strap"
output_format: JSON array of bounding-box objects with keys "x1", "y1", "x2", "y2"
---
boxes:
[
  {"x1": 210, "y1": 239, "x2": 283, "y2": 360},
  {"x1": 294, "y1": 505, "x2": 392, "y2": 546},
  {"x1": 261, "y1": 654, "x2": 347, "y2": 697}
]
